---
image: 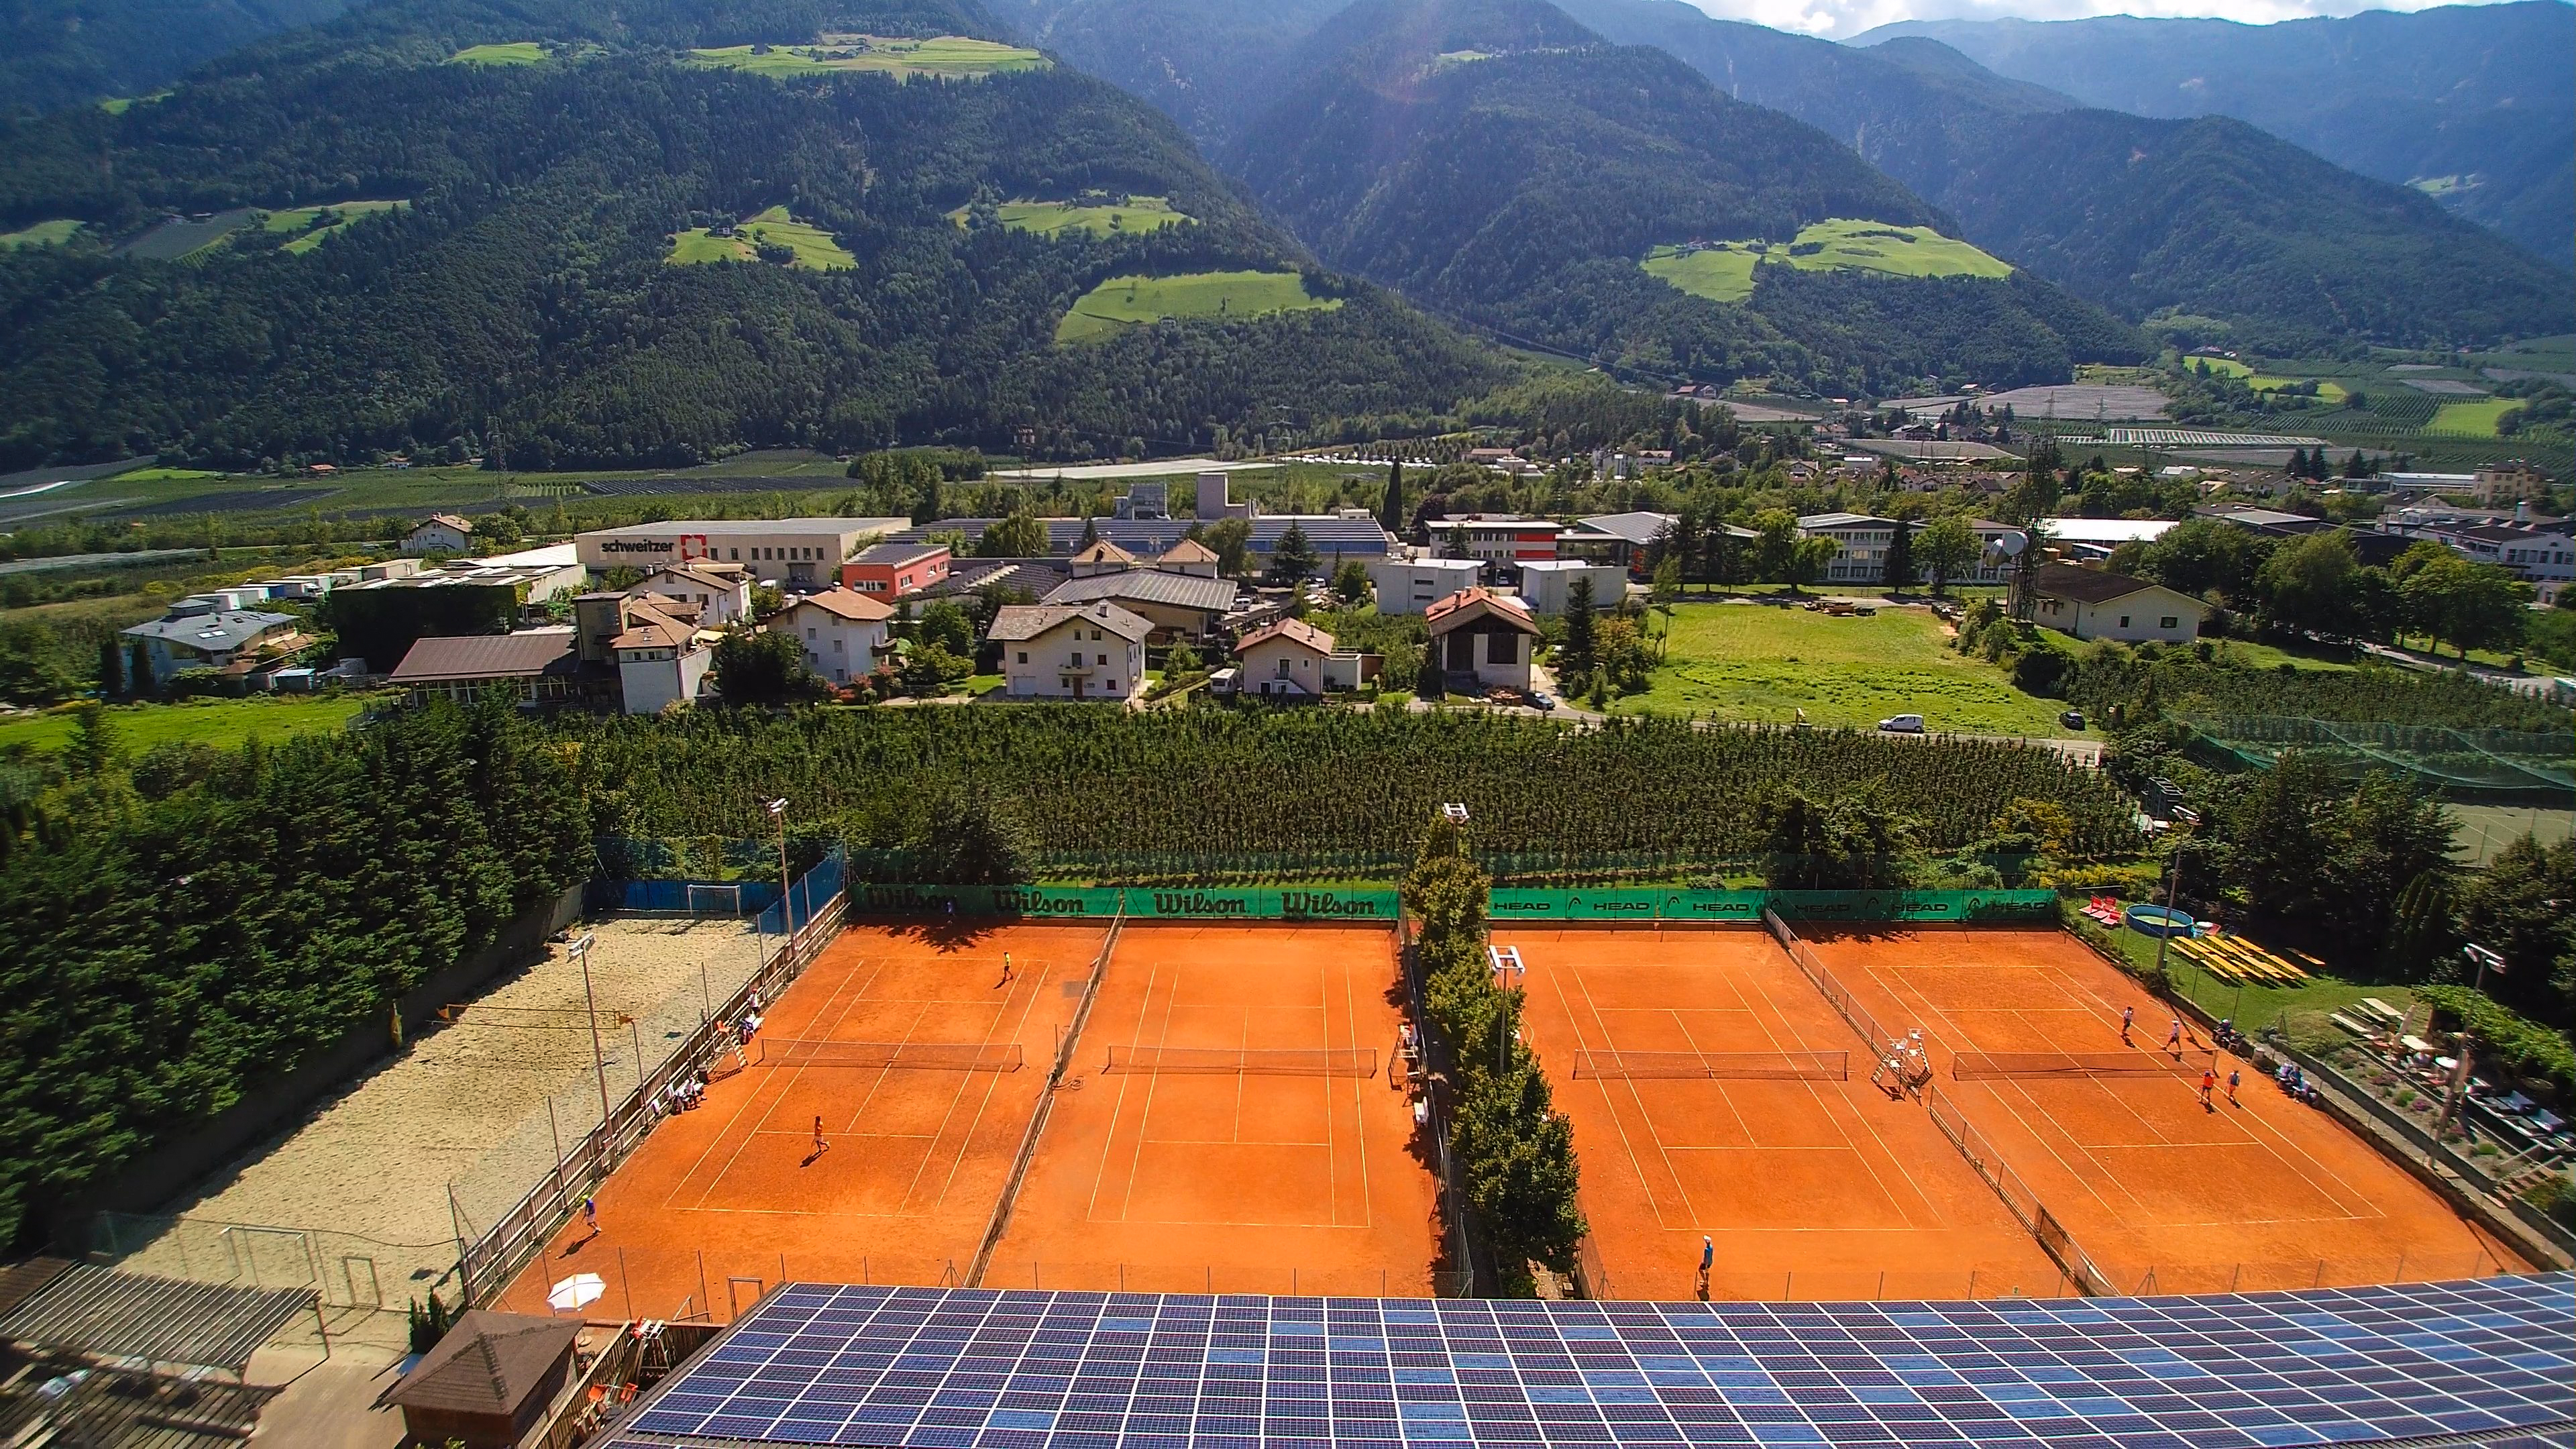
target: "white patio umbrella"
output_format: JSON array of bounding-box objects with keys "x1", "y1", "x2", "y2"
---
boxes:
[{"x1": 547, "y1": 1273, "x2": 606, "y2": 1313}]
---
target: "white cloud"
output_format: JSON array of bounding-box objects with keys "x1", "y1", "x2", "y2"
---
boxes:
[{"x1": 1680, "y1": 0, "x2": 2529, "y2": 40}]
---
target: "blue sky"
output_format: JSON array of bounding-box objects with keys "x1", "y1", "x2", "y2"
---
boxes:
[{"x1": 1696, "y1": 0, "x2": 2528, "y2": 39}]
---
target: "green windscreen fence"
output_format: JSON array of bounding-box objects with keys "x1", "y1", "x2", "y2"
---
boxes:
[{"x1": 841, "y1": 883, "x2": 2052, "y2": 924}]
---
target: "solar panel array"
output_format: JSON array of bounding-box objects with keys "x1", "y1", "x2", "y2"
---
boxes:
[{"x1": 611, "y1": 1275, "x2": 2571, "y2": 1449}]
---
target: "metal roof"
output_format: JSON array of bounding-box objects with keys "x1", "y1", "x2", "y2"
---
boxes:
[
  {"x1": 0, "y1": 1262, "x2": 315, "y2": 1371},
  {"x1": 118, "y1": 610, "x2": 298, "y2": 649},
  {"x1": 390, "y1": 629, "x2": 580, "y2": 683},
  {"x1": 908, "y1": 519, "x2": 1393, "y2": 559},
  {"x1": 2031, "y1": 564, "x2": 2173, "y2": 606},
  {"x1": 1572, "y1": 513, "x2": 1675, "y2": 547},
  {"x1": 1044, "y1": 572, "x2": 1239, "y2": 614},
  {"x1": 606, "y1": 1276, "x2": 2573, "y2": 1449},
  {"x1": 988, "y1": 602, "x2": 1153, "y2": 644}
]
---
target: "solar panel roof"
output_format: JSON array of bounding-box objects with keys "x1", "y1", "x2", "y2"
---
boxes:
[{"x1": 607, "y1": 1275, "x2": 2571, "y2": 1449}]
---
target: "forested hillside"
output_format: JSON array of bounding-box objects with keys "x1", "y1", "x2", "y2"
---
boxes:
[
  {"x1": 1, "y1": 0, "x2": 350, "y2": 117},
  {"x1": 0, "y1": 0, "x2": 1502, "y2": 470},
  {"x1": 1221, "y1": 0, "x2": 2142, "y2": 391},
  {"x1": 1545, "y1": 0, "x2": 2573, "y2": 351},
  {"x1": 1858, "y1": 3, "x2": 2576, "y2": 268}
]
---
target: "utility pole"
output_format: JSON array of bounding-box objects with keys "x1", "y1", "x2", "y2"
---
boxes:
[
  {"x1": 767, "y1": 798, "x2": 794, "y2": 955},
  {"x1": 2150, "y1": 806, "x2": 2200, "y2": 994},
  {"x1": 572, "y1": 932, "x2": 608, "y2": 1129}
]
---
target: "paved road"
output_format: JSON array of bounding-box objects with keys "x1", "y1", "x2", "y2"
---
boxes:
[
  {"x1": 2358, "y1": 641, "x2": 2567, "y2": 698},
  {"x1": 0, "y1": 547, "x2": 200, "y2": 576}
]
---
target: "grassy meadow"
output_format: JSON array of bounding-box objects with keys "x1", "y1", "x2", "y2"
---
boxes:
[
  {"x1": 0, "y1": 696, "x2": 370, "y2": 755},
  {"x1": 1643, "y1": 219, "x2": 2010, "y2": 304},
  {"x1": 1, "y1": 219, "x2": 83, "y2": 249},
  {"x1": 1605, "y1": 602, "x2": 2076, "y2": 737},
  {"x1": 667, "y1": 206, "x2": 856, "y2": 270},
  {"x1": 2426, "y1": 398, "x2": 2518, "y2": 437},
  {"x1": 1056, "y1": 270, "x2": 1338, "y2": 343},
  {"x1": 264, "y1": 201, "x2": 409, "y2": 254},
  {"x1": 951, "y1": 196, "x2": 1192, "y2": 237},
  {"x1": 686, "y1": 36, "x2": 1045, "y2": 80},
  {"x1": 448, "y1": 42, "x2": 551, "y2": 64}
]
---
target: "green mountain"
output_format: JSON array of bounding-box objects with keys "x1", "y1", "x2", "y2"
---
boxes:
[
  {"x1": 1, "y1": 0, "x2": 352, "y2": 118},
  {"x1": 1546, "y1": 0, "x2": 2573, "y2": 351},
  {"x1": 1219, "y1": 0, "x2": 2143, "y2": 392},
  {"x1": 1856, "y1": 3, "x2": 2576, "y2": 269},
  {"x1": 0, "y1": 0, "x2": 1503, "y2": 470}
]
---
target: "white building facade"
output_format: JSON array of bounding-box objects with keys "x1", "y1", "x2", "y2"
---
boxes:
[{"x1": 576, "y1": 519, "x2": 909, "y2": 587}]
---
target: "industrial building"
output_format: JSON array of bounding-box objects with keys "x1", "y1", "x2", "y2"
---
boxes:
[{"x1": 573, "y1": 519, "x2": 909, "y2": 587}]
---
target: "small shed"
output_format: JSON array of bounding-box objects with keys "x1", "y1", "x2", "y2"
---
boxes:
[{"x1": 377, "y1": 1310, "x2": 582, "y2": 1449}]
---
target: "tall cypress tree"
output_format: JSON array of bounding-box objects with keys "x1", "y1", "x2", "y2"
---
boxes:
[
  {"x1": 1561, "y1": 576, "x2": 1597, "y2": 679},
  {"x1": 1382, "y1": 458, "x2": 1405, "y2": 535},
  {"x1": 1884, "y1": 518, "x2": 1915, "y2": 590}
]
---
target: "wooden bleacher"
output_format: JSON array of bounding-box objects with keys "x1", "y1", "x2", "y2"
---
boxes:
[{"x1": 2169, "y1": 931, "x2": 2311, "y2": 984}]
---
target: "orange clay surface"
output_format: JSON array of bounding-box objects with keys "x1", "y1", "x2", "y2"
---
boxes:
[
  {"x1": 1501, "y1": 927, "x2": 2065, "y2": 1301},
  {"x1": 1805, "y1": 927, "x2": 2529, "y2": 1292},
  {"x1": 495, "y1": 922, "x2": 1104, "y2": 1320},
  {"x1": 985, "y1": 924, "x2": 1442, "y2": 1296}
]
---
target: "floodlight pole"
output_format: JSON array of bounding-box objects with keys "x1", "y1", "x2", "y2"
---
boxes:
[
  {"x1": 2151, "y1": 807, "x2": 2200, "y2": 999},
  {"x1": 767, "y1": 798, "x2": 794, "y2": 955},
  {"x1": 572, "y1": 932, "x2": 609, "y2": 1130},
  {"x1": 2463, "y1": 942, "x2": 2504, "y2": 997}
]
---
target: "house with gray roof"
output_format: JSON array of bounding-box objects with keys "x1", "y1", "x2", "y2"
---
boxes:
[
  {"x1": 989, "y1": 602, "x2": 1152, "y2": 701},
  {"x1": 1042, "y1": 570, "x2": 1238, "y2": 642},
  {"x1": 119, "y1": 603, "x2": 305, "y2": 686}
]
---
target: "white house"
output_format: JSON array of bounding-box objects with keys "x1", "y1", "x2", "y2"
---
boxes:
[
  {"x1": 119, "y1": 602, "x2": 305, "y2": 686},
  {"x1": 1153, "y1": 539, "x2": 1222, "y2": 578},
  {"x1": 1425, "y1": 587, "x2": 1543, "y2": 692},
  {"x1": 1513, "y1": 559, "x2": 1628, "y2": 615},
  {"x1": 1796, "y1": 513, "x2": 1904, "y2": 586},
  {"x1": 2424, "y1": 523, "x2": 2574, "y2": 605},
  {"x1": 771, "y1": 587, "x2": 894, "y2": 685},
  {"x1": 1367, "y1": 557, "x2": 1483, "y2": 614},
  {"x1": 1235, "y1": 618, "x2": 1336, "y2": 699},
  {"x1": 612, "y1": 599, "x2": 713, "y2": 714},
  {"x1": 2030, "y1": 564, "x2": 2208, "y2": 643},
  {"x1": 631, "y1": 561, "x2": 752, "y2": 627},
  {"x1": 989, "y1": 602, "x2": 1152, "y2": 700},
  {"x1": 1425, "y1": 516, "x2": 1566, "y2": 564},
  {"x1": 402, "y1": 514, "x2": 475, "y2": 555}
]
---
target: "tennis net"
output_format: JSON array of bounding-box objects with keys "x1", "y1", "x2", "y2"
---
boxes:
[
  {"x1": 1572, "y1": 1050, "x2": 1848, "y2": 1081},
  {"x1": 758, "y1": 1040, "x2": 1025, "y2": 1071},
  {"x1": 1952, "y1": 1051, "x2": 2212, "y2": 1081},
  {"x1": 1103, "y1": 1046, "x2": 1379, "y2": 1077}
]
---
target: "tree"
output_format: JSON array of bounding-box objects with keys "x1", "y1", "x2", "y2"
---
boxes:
[
  {"x1": 910, "y1": 787, "x2": 1036, "y2": 884},
  {"x1": 1560, "y1": 576, "x2": 1597, "y2": 679},
  {"x1": 1078, "y1": 514, "x2": 1099, "y2": 548},
  {"x1": 710, "y1": 629, "x2": 827, "y2": 706},
  {"x1": 2455, "y1": 833, "x2": 2576, "y2": 1020},
  {"x1": 1381, "y1": 459, "x2": 1404, "y2": 535},
  {"x1": 1761, "y1": 788, "x2": 1921, "y2": 890},
  {"x1": 898, "y1": 641, "x2": 971, "y2": 697},
  {"x1": 1206, "y1": 517, "x2": 1252, "y2": 577},
  {"x1": 1782, "y1": 536, "x2": 1838, "y2": 593},
  {"x1": 2255, "y1": 530, "x2": 2364, "y2": 639},
  {"x1": 1915, "y1": 516, "x2": 1977, "y2": 594},
  {"x1": 916, "y1": 600, "x2": 975, "y2": 655},
  {"x1": 1163, "y1": 641, "x2": 1202, "y2": 678},
  {"x1": 2396, "y1": 545, "x2": 2533, "y2": 657},
  {"x1": 1883, "y1": 518, "x2": 1915, "y2": 590},
  {"x1": 1332, "y1": 559, "x2": 1372, "y2": 606},
  {"x1": 1750, "y1": 509, "x2": 1799, "y2": 582},
  {"x1": 66, "y1": 701, "x2": 121, "y2": 777},
  {"x1": 127, "y1": 641, "x2": 156, "y2": 701},
  {"x1": 1650, "y1": 557, "x2": 1680, "y2": 606},
  {"x1": 1415, "y1": 638, "x2": 1446, "y2": 697},
  {"x1": 1269, "y1": 523, "x2": 1320, "y2": 584},
  {"x1": 977, "y1": 511, "x2": 1049, "y2": 558},
  {"x1": 96, "y1": 635, "x2": 125, "y2": 700}
]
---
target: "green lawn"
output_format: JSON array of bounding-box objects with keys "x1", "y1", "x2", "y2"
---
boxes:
[
  {"x1": 2085, "y1": 913, "x2": 2412, "y2": 1040},
  {"x1": 0, "y1": 696, "x2": 370, "y2": 755},
  {"x1": 262, "y1": 200, "x2": 409, "y2": 254},
  {"x1": 448, "y1": 41, "x2": 551, "y2": 64},
  {"x1": 1606, "y1": 602, "x2": 2076, "y2": 736},
  {"x1": 950, "y1": 196, "x2": 1192, "y2": 237},
  {"x1": 667, "y1": 206, "x2": 855, "y2": 270},
  {"x1": 1642, "y1": 219, "x2": 2009, "y2": 304},
  {"x1": 1, "y1": 219, "x2": 83, "y2": 249},
  {"x1": 2426, "y1": 398, "x2": 2516, "y2": 437},
  {"x1": 1056, "y1": 270, "x2": 1338, "y2": 343},
  {"x1": 686, "y1": 36, "x2": 1046, "y2": 80}
]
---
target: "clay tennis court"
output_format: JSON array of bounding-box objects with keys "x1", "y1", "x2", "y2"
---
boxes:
[
  {"x1": 494, "y1": 922, "x2": 1104, "y2": 1320},
  {"x1": 1805, "y1": 927, "x2": 2529, "y2": 1292},
  {"x1": 985, "y1": 924, "x2": 1441, "y2": 1295},
  {"x1": 1501, "y1": 927, "x2": 2063, "y2": 1301}
]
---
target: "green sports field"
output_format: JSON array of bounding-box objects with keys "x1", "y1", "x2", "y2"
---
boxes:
[
  {"x1": 1642, "y1": 219, "x2": 2009, "y2": 304},
  {"x1": 263, "y1": 200, "x2": 409, "y2": 254},
  {"x1": 1605, "y1": 602, "x2": 2076, "y2": 737},
  {"x1": 667, "y1": 206, "x2": 856, "y2": 270},
  {"x1": 1055, "y1": 270, "x2": 1339, "y2": 343},
  {"x1": 951, "y1": 196, "x2": 1192, "y2": 237},
  {"x1": 0, "y1": 219, "x2": 82, "y2": 250},
  {"x1": 2426, "y1": 398, "x2": 2518, "y2": 437},
  {"x1": 0, "y1": 696, "x2": 370, "y2": 756},
  {"x1": 686, "y1": 36, "x2": 1045, "y2": 80}
]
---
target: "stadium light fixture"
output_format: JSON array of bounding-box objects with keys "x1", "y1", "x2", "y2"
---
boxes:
[
  {"x1": 2463, "y1": 942, "x2": 2505, "y2": 994},
  {"x1": 1442, "y1": 802, "x2": 1469, "y2": 824}
]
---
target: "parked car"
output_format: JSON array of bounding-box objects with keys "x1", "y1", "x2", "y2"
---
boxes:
[
  {"x1": 1878, "y1": 714, "x2": 1925, "y2": 733},
  {"x1": 2061, "y1": 708, "x2": 2086, "y2": 730},
  {"x1": 1530, "y1": 690, "x2": 1556, "y2": 710}
]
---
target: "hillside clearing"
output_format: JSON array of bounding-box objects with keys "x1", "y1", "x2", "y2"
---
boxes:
[
  {"x1": 264, "y1": 200, "x2": 409, "y2": 254},
  {"x1": 0, "y1": 219, "x2": 83, "y2": 249},
  {"x1": 1643, "y1": 219, "x2": 2010, "y2": 304},
  {"x1": 686, "y1": 36, "x2": 1046, "y2": 80},
  {"x1": 951, "y1": 195, "x2": 1192, "y2": 237},
  {"x1": 667, "y1": 206, "x2": 855, "y2": 270},
  {"x1": 447, "y1": 42, "x2": 551, "y2": 64},
  {"x1": 1056, "y1": 270, "x2": 1338, "y2": 343}
]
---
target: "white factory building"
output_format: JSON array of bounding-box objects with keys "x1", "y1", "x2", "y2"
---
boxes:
[{"x1": 574, "y1": 519, "x2": 910, "y2": 588}]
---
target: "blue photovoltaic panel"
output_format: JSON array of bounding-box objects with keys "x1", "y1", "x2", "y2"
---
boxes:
[{"x1": 608, "y1": 1275, "x2": 2571, "y2": 1449}]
